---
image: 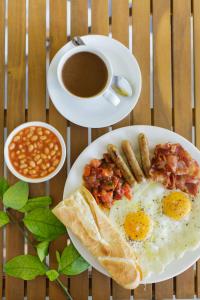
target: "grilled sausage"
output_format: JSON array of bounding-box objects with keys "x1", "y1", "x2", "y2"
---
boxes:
[
  {"x1": 138, "y1": 133, "x2": 151, "y2": 177},
  {"x1": 107, "y1": 144, "x2": 136, "y2": 186},
  {"x1": 122, "y1": 140, "x2": 144, "y2": 182}
]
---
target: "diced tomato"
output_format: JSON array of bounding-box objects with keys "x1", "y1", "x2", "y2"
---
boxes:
[
  {"x1": 114, "y1": 168, "x2": 122, "y2": 177},
  {"x1": 83, "y1": 165, "x2": 91, "y2": 177},
  {"x1": 90, "y1": 167, "x2": 98, "y2": 175},
  {"x1": 113, "y1": 176, "x2": 120, "y2": 188},
  {"x1": 102, "y1": 181, "x2": 115, "y2": 191},
  {"x1": 101, "y1": 168, "x2": 113, "y2": 177},
  {"x1": 96, "y1": 168, "x2": 103, "y2": 178},
  {"x1": 116, "y1": 180, "x2": 122, "y2": 189},
  {"x1": 90, "y1": 159, "x2": 101, "y2": 168},
  {"x1": 123, "y1": 183, "x2": 132, "y2": 200},
  {"x1": 114, "y1": 189, "x2": 124, "y2": 200},
  {"x1": 100, "y1": 191, "x2": 113, "y2": 206},
  {"x1": 93, "y1": 189, "x2": 100, "y2": 203},
  {"x1": 87, "y1": 175, "x2": 97, "y2": 186}
]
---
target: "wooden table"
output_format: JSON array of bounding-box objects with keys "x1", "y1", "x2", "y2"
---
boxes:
[{"x1": 0, "y1": 0, "x2": 200, "y2": 299}]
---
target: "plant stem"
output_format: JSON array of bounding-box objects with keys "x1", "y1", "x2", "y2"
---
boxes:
[
  {"x1": 56, "y1": 277, "x2": 73, "y2": 300},
  {"x1": 6, "y1": 209, "x2": 73, "y2": 300}
]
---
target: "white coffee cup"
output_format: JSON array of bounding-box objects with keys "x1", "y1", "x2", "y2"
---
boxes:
[{"x1": 57, "y1": 45, "x2": 120, "y2": 106}]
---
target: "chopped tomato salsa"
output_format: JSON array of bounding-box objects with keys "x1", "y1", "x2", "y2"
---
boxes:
[{"x1": 83, "y1": 153, "x2": 132, "y2": 208}]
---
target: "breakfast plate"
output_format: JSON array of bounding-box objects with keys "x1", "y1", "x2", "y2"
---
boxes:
[
  {"x1": 63, "y1": 125, "x2": 200, "y2": 284},
  {"x1": 47, "y1": 35, "x2": 141, "y2": 128}
]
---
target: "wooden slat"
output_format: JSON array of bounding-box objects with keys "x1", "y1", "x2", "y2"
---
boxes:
[
  {"x1": 0, "y1": 0, "x2": 4, "y2": 298},
  {"x1": 173, "y1": 0, "x2": 193, "y2": 139},
  {"x1": 91, "y1": 0, "x2": 109, "y2": 36},
  {"x1": 112, "y1": 0, "x2": 129, "y2": 47},
  {"x1": 70, "y1": 1, "x2": 89, "y2": 300},
  {"x1": 173, "y1": 0, "x2": 194, "y2": 298},
  {"x1": 91, "y1": 0, "x2": 109, "y2": 141},
  {"x1": 132, "y1": 1, "x2": 151, "y2": 298},
  {"x1": 71, "y1": 0, "x2": 88, "y2": 37},
  {"x1": 49, "y1": 1, "x2": 68, "y2": 299},
  {"x1": 91, "y1": 1, "x2": 110, "y2": 299},
  {"x1": 153, "y1": 0, "x2": 172, "y2": 129},
  {"x1": 27, "y1": 1, "x2": 46, "y2": 299},
  {"x1": 92, "y1": 270, "x2": 110, "y2": 300},
  {"x1": 112, "y1": 0, "x2": 130, "y2": 130},
  {"x1": 152, "y1": 1, "x2": 173, "y2": 298},
  {"x1": 193, "y1": 0, "x2": 200, "y2": 297},
  {"x1": 69, "y1": 129, "x2": 89, "y2": 300},
  {"x1": 132, "y1": 0, "x2": 151, "y2": 126},
  {"x1": 6, "y1": 1, "x2": 26, "y2": 299},
  {"x1": 111, "y1": 1, "x2": 130, "y2": 299}
]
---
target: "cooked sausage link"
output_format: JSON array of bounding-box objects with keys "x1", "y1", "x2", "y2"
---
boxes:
[
  {"x1": 107, "y1": 144, "x2": 135, "y2": 186},
  {"x1": 138, "y1": 133, "x2": 151, "y2": 177},
  {"x1": 122, "y1": 140, "x2": 144, "y2": 182}
]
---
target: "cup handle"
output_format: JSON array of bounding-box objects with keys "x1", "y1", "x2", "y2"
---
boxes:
[{"x1": 103, "y1": 88, "x2": 120, "y2": 106}]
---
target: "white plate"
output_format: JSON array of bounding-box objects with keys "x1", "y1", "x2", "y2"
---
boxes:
[
  {"x1": 63, "y1": 125, "x2": 200, "y2": 284},
  {"x1": 47, "y1": 35, "x2": 141, "y2": 128}
]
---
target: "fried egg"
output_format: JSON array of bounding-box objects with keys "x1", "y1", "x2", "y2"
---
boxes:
[
  {"x1": 162, "y1": 191, "x2": 191, "y2": 220},
  {"x1": 109, "y1": 181, "x2": 200, "y2": 278},
  {"x1": 124, "y1": 211, "x2": 151, "y2": 241}
]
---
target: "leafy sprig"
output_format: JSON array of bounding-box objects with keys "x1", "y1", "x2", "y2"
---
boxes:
[
  {"x1": 0, "y1": 177, "x2": 90, "y2": 300},
  {"x1": 5, "y1": 255, "x2": 47, "y2": 280},
  {"x1": 3, "y1": 181, "x2": 29, "y2": 210},
  {"x1": 23, "y1": 207, "x2": 66, "y2": 241},
  {"x1": 0, "y1": 211, "x2": 10, "y2": 227}
]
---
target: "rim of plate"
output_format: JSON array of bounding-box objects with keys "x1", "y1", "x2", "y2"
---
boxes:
[{"x1": 63, "y1": 125, "x2": 200, "y2": 283}]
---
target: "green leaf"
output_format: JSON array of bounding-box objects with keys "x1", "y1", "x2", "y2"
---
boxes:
[
  {"x1": 23, "y1": 208, "x2": 66, "y2": 241},
  {"x1": 36, "y1": 241, "x2": 49, "y2": 262},
  {"x1": 56, "y1": 251, "x2": 61, "y2": 264},
  {"x1": 4, "y1": 255, "x2": 46, "y2": 280},
  {"x1": 3, "y1": 181, "x2": 29, "y2": 210},
  {"x1": 34, "y1": 235, "x2": 46, "y2": 242},
  {"x1": 0, "y1": 177, "x2": 9, "y2": 199},
  {"x1": 0, "y1": 211, "x2": 10, "y2": 227},
  {"x1": 63, "y1": 256, "x2": 90, "y2": 276},
  {"x1": 20, "y1": 196, "x2": 52, "y2": 212},
  {"x1": 46, "y1": 269, "x2": 59, "y2": 281},
  {"x1": 59, "y1": 244, "x2": 89, "y2": 276}
]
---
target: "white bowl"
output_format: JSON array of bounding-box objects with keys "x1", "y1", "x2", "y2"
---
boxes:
[{"x1": 4, "y1": 121, "x2": 66, "y2": 183}]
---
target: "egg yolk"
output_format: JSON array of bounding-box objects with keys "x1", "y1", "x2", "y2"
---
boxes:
[
  {"x1": 124, "y1": 211, "x2": 151, "y2": 241},
  {"x1": 162, "y1": 191, "x2": 191, "y2": 220}
]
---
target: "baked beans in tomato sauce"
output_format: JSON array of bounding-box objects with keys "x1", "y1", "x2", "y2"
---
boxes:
[{"x1": 8, "y1": 126, "x2": 62, "y2": 178}]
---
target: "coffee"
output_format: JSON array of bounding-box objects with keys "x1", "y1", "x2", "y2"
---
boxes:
[{"x1": 61, "y1": 51, "x2": 108, "y2": 98}]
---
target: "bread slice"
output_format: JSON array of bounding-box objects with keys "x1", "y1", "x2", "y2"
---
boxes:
[{"x1": 52, "y1": 186, "x2": 141, "y2": 289}]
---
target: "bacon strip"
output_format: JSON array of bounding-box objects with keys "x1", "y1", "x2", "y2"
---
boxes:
[{"x1": 150, "y1": 143, "x2": 200, "y2": 196}]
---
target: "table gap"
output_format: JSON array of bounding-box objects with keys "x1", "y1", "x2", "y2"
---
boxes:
[
  {"x1": 46, "y1": 0, "x2": 50, "y2": 109},
  {"x1": 150, "y1": 14, "x2": 153, "y2": 110}
]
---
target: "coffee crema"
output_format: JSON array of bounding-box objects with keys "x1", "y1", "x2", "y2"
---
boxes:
[{"x1": 61, "y1": 51, "x2": 108, "y2": 98}]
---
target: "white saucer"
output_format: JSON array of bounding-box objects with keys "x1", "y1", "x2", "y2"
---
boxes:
[{"x1": 47, "y1": 35, "x2": 141, "y2": 128}]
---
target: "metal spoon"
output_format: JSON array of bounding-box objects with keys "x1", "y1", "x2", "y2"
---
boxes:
[{"x1": 71, "y1": 36, "x2": 133, "y2": 97}]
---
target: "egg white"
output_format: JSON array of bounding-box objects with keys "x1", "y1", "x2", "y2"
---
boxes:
[{"x1": 108, "y1": 181, "x2": 200, "y2": 279}]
